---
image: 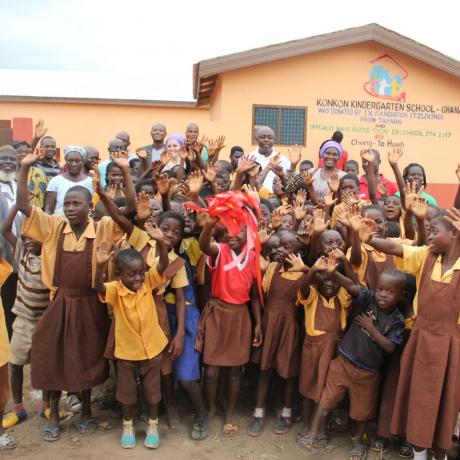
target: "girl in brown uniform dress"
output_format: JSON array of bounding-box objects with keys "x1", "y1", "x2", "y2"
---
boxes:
[
  {"x1": 362, "y1": 209, "x2": 460, "y2": 460},
  {"x1": 248, "y1": 231, "x2": 306, "y2": 437},
  {"x1": 17, "y1": 153, "x2": 123, "y2": 441}
]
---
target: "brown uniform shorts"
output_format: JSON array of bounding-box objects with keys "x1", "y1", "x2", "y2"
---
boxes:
[
  {"x1": 319, "y1": 354, "x2": 381, "y2": 421},
  {"x1": 116, "y1": 353, "x2": 163, "y2": 406}
]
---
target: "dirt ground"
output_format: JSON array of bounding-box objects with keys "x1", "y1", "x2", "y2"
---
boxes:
[{"x1": 1, "y1": 367, "x2": 458, "y2": 460}]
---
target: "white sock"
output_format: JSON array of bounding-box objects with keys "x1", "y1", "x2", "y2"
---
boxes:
[
  {"x1": 413, "y1": 449, "x2": 427, "y2": 460},
  {"x1": 281, "y1": 407, "x2": 292, "y2": 418},
  {"x1": 253, "y1": 407, "x2": 264, "y2": 418}
]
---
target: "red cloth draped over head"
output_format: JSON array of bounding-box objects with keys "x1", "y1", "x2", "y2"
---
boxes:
[{"x1": 185, "y1": 191, "x2": 264, "y2": 304}]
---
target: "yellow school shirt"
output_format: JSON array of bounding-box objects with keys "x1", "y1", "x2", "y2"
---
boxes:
[
  {"x1": 102, "y1": 267, "x2": 168, "y2": 361},
  {"x1": 297, "y1": 285, "x2": 351, "y2": 336},
  {"x1": 262, "y1": 262, "x2": 304, "y2": 294},
  {"x1": 0, "y1": 259, "x2": 13, "y2": 367},
  {"x1": 128, "y1": 225, "x2": 188, "y2": 295},
  {"x1": 395, "y1": 245, "x2": 460, "y2": 324},
  {"x1": 21, "y1": 206, "x2": 124, "y2": 291},
  {"x1": 347, "y1": 243, "x2": 389, "y2": 287}
]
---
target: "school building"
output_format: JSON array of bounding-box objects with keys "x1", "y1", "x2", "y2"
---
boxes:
[{"x1": 1, "y1": 23, "x2": 459, "y2": 207}]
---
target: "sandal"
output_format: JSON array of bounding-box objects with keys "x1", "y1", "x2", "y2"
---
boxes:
[
  {"x1": 191, "y1": 414, "x2": 208, "y2": 441},
  {"x1": 0, "y1": 432, "x2": 16, "y2": 450},
  {"x1": 43, "y1": 425, "x2": 60, "y2": 442},
  {"x1": 121, "y1": 420, "x2": 136, "y2": 449},
  {"x1": 370, "y1": 437, "x2": 386, "y2": 452},
  {"x1": 273, "y1": 416, "x2": 292, "y2": 435},
  {"x1": 349, "y1": 442, "x2": 368, "y2": 460},
  {"x1": 247, "y1": 417, "x2": 264, "y2": 437},
  {"x1": 145, "y1": 419, "x2": 160, "y2": 449},
  {"x1": 2, "y1": 409, "x2": 27, "y2": 429},
  {"x1": 297, "y1": 434, "x2": 316, "y2": 450},
  {"x1": 223, "y1": 423, "x2": 239, "y2": 436},
  {"x1": 399, "y1": 441, "x2": 414, "y2": 458},
  {"x1": 73, "y1": 418, "x2": 98, "y2": 435}
]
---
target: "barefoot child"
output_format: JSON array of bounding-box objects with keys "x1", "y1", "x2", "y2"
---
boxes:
[
  {"x1": 0, "y1": 250, "x2": 15, "y2": 451},
  {"x1": 1, "y1": 205, "x2": 51, "y2": 428},
  {"x1": 363, "y1": 208, "x2": 460, "y2": 460},
  {"x1": 248, "y1": 231, "x2": 306, "y2": 437},
  {"x1": 293, "y1": 253, "x2": 351, "y2": 444},
  {"x1": 198, "y1": 215, "x2": 263, "y2": 435},
  {"x1": 95, "y1": 238, "x2": 169, "y2": 449},
  {"x1": 16, "y1": 152, "x2": 123, "y2": 441},
  {"x1": 302, "y1": 266, "x2": 406, "y2": 460}
]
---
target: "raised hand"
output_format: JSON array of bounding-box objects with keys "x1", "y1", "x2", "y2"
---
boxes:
[
  {"x1": 136, "y1": 191, "x2": 153, "y2": 220},
  {"x1": 21, "y1": 149, "x2": 41, "y2": 167},
  {"x1": 96, "y1": 241, "x2": 113, "y2": 266},
  {"x1": 444, "y1": 208, "x2": 460, "y2": 232},
  {"x1": 154, "y1": 173, "x2": 172, "y2": 195},
  {"x1": 346, "y1": 204, "x2": 363, "y2": 232},
  {"x1": 329, "y1": 248, "x2": 346, "y2": 263},
  {"x1": 204, "y1": 165, "x2": 217, "y2": 184},
  {"x1": 287, "y1": 145, "x2": 302, "y2": 166},
  {"x1": 326, "y1": 254, "x2": 339, "y2": 273},
  {"x1": 286, "y1": 253, "x2": 307, "y2": 272},
  {"x1": 327, "y1": 172, "x2": 340, "y2": 193},
  {"x1": 270, "y1": 153, "x2": 281, "y2": 168},
  {"x1": 311, "y1": 207, "x2": 331, "y2": 234},
  {"x1": 360, "y1": 149, "x2": 375, "y2": 164},
  {"x1": 176, "y1": 181, "x2": 191, "y2": 200},
  {"x1": 404, "y1": 181, "x2": 422, "y2": 210},
  {"x1": 341, "y1": 190, "x2": 360, "y2": 207},
  {"x1": 150, "y1": 160, "x2": 162, "y2": 174},
  {"x1": 359, "y1": 217, "x2": 377, "y2": 243},
  {"x1": 237, "y1": 155, "x2": 257, "y2": 174},
  {"x1": 259, "y1": 254, "x2": 270, "y2": 272},
  {"x1": 258, "y1": 223, "x2": 274, "y2": 245},
  {"x1": 242, "y1": 184, "x2": 260, "y2": 204},
  {"x1": 135, "y1": 148, "x2": 149, "y2": 159},
  {"x1": 388, "y1": 147, "x2": 403, "y2": 166},
  {"x1": 145, "y1": 221, "x2": 165, "y2": 243},
  {"x1": 207, "y1": 135, "x2": 226, "y2": 159},
  {"x1": 270, "y1": 205, "x2": 292, "y2": 230},
  {"x1": 312, "y1": 255, "x2": 328, "y2": 272},
  {"x1": 111, "y1": 151, "x2": 130, "y2": 170},
  {"x1": 34, "y1": 119, "x2": 48, "y2": 139},
  {"x1": 271, "y1": 163, "x2": 285, "y2": 178},
  {"x1": 294, "y1": 203, "x2": 307, "y2": 221},
  {"x1": 160, "y1": 150, "x2": 172, "y2": 166},
  {"x1": 187, "y1": 170, "x2": 204, "y2": 195},
  {"x1": 294, "y1": 188, "x2": 307, "y2": 207},
  {"x1": 178, "y1": 145, "x2": 188, "y2": 161},
  {"x1": 323, "y1": 190, "x2": 338, "y2": 207},
  {"x1": 91, "y1": 165, "x2": 103, "y2": 195},
  {"x1": 410, "y1": 196, "x2": 428, "y2": 219},
  {"x1": 297, "y1": 217, "x2": 312, "y2": 246}
]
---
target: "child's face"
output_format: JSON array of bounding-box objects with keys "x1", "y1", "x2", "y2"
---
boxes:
[
  {"x1": 272, "y1": 176, "x2": 284, "y2": 197},
  {"x1": 384, "y1": 196, "x2": 402, "y2": 221},
  {"x1": 318, "y1": 230, "x2": 345, "y2": 255},
  {"x1": 63, "y1": 191, "x2": 90, "y2": 226},
  {"x1": 225, "y1": 225, "x2": 247, "y2": 251},
  {"x1": 428, "y1": 219, "x2": 454, "y2": 254},
  {"x1": 106, "y1": 166, "x2": 123, "y2": 187},
  {"x1": 139, "y1": 185, "x2": 155, "y2": 198},
  {"x1": 159, "y1": 217, "x2": 184, "y2": 249},
  {"x1": 264, "y1": 235, "x2": 280, "y2": 262},
  {"x1": 279, "y1": 213, "x2": 294, "y2": 230},
  {"x1": 179, "y1": 205, "x2": 195, "y2": 237},
  {"x1": 259, "y1": 204, "x2": 271, "y2": 224},
  {"x1": 119, "y1": 258, "x2": 146, "y2": 292},
  {"x1": 406, "y1": 166, "x2": 424, "y2": 190},
  {"x1": 130, "y1": 161, "x2": 143, "y2": 177},
  {"x1": 424, "y1": 206, "x2": 439, "y2": 233},
  {"x1": 23, "y1": 237, "x2": 41, "y2": 255},
  {"x1": 363, "y1": 209, "x2": 386, "y2": 238},
  {"x1": 339, "y1": 179, "x2": 359, "y2": 198},
  {"x1": 150, "y1": 199, "x2": 163, "y2": 218},
  {"x1": 316, "y1": 273, "x2": 340, "y2": 299},
  {"x1": 375, "y1": 273, "x2": 404, "y2": 311},
  {"x1": 344, "y1": 163, "x2": 358, "y2": 175},
  {"x1": 216, "y1": 177, "x2": 231, "y2": 193},
  {"x1": 276, "y1": 232, "x2": 301, "y2": 263}
]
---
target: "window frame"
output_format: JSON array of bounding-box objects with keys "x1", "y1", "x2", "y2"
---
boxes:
[{"x1": 252, "y1": 104, "x2": 308, "y2": 146}]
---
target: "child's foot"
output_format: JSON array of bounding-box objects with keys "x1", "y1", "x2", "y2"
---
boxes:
[
  {"x1": 39, "y1": 408, "x2": 65, "y2": 420},
  {"x1": 165, "y1": 402, "x2": 176, "y2": 429},
  {"x1": 370, "y1": 437, "x2": 386, "y2": 452},
  {"x1": 272, "y1": 415, "x2": 292, "y2": 435},
  {"x1": 43, "y1": 424, "x2": 60, "y2": 442},
  {"x1": 398, "y1": 441, "x2": 413, "y2": 458},
  {"x1": 348, "y1": 441, "x2": 367, "y2": 460},
  {"x1": 191, "y1": 414, "x2": 208, "y2": 441},
  {"x1": 74, "y1": 418, "x2": 98, "y2": 435},
  {"x1": 0, "y1": 432, "x2": 17, "y2": 450},
  {"x1": 223, "y1": 414, "x2": 239, "y2": 437},
  {"x1": 247, "y1": 417, "x2": 264, "y2": 437},
  {"x1": 120, "y1": 420, "x2": 136, "y2": 449},
  {"x1": 2, "y1": 409, "x2": 27, "y2": 429},
  {"x1": 145, "y1": 418, "x2": 159, "y2": 449}
]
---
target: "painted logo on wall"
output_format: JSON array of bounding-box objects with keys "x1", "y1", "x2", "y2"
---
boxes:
[{"x1": 364, "y1": 54, "x2": 408, "y2": 102}]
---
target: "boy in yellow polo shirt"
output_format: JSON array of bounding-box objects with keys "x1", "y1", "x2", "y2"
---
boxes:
[{"x1": 95, "y1": 227, "x2": 169, "y2": 451}]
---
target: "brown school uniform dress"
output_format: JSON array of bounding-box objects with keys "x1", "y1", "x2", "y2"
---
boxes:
[
  {"x1": 252, "y1": 264, "x2": 305, "y2": 378},
  {"x1": 298, "y1": 286, "x2": 350, "y2": 402},
  {"x1": 391, "y1": 252, "x2": 460, "y2": 450},
  {"x1": 31, "y1": 230, "x2": 109, "y2": 392}
]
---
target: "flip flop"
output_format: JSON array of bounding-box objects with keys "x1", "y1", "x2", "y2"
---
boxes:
[
  {"x1": 223, "y1": 423, "x2": 239, "y2": 436},
  {"x1": 0, "y1": 432, "x2": 16, "y2": 450},
  {"x1": 73, "y1": 418, "x2": 98, "y2": 435},
  {"x1": 43, "y1": 425, "x2": 60, "y2": 442},
  {"x1": 2, "y1": 409, "x2": 27, "y2": 429}
]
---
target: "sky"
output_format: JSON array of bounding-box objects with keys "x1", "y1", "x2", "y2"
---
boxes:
[{"x1": 0, "y1": 0, "x2": 457, "y2": 101}]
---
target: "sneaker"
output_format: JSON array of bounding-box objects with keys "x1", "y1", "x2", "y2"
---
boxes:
[
  {"x1": 2, "y1": 409, "x2": 27, "y2": 429},
  {"x1": 247, "y1": 417, "x2": 264, "y2": 437},
  {"x1": 145, "y1": 418, "x2": 160, "y2": 449},
  {"x1": 120, "y1": 420, "x2": 136, "y2": 449},
  {"x1": 273, "y1": 415, "x2": 292, "y2": 435},
  {"x1": 191, "y1": 414, "x2": 208, "y2": 441}
]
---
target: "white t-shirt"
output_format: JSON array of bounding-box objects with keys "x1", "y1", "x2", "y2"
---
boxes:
[
  {"x1": 247, "y1": 149, "x2": 291, "y2": 192},
  {"x1": 46, "y1": 175, "x2": 93, "y2": 214}
]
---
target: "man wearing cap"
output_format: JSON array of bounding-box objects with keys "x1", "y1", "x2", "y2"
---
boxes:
[
  {"x1": 45, "y1": 145, "x2": 92, "y2": 215},
  {"x1": 246, "y1": 126, "x2": 290, "y2": 192}
]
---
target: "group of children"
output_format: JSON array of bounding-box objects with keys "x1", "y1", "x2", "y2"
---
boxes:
[{"x1": 0, "y1": 126, "x2": 460, "y2": 460}]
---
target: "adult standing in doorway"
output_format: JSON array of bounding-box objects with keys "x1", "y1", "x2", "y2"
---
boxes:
[{"x1": 247, "y1": 126, "x2": 290, "y2": 193}]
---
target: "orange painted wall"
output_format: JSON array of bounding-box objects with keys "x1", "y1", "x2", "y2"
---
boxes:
[{"x1": 1, "y1": 41, "x2": 459, "y2": 206}]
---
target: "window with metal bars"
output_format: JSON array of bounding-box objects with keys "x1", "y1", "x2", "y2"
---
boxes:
[{"x1": 253, "y1": 105, "x2": 307, "y2": 145}]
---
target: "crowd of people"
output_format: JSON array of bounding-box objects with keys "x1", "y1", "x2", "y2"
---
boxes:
[{"x1": 0, "y1": 119, "x2": 459, "y2": 460}]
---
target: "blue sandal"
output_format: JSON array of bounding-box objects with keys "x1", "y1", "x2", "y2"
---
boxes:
[
  {"x1": 73, "y1": 418, "x2": 98, "y2": 435},
  {"x1": 43, "y1": 425, "x2": 60, "y2": 442}
]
